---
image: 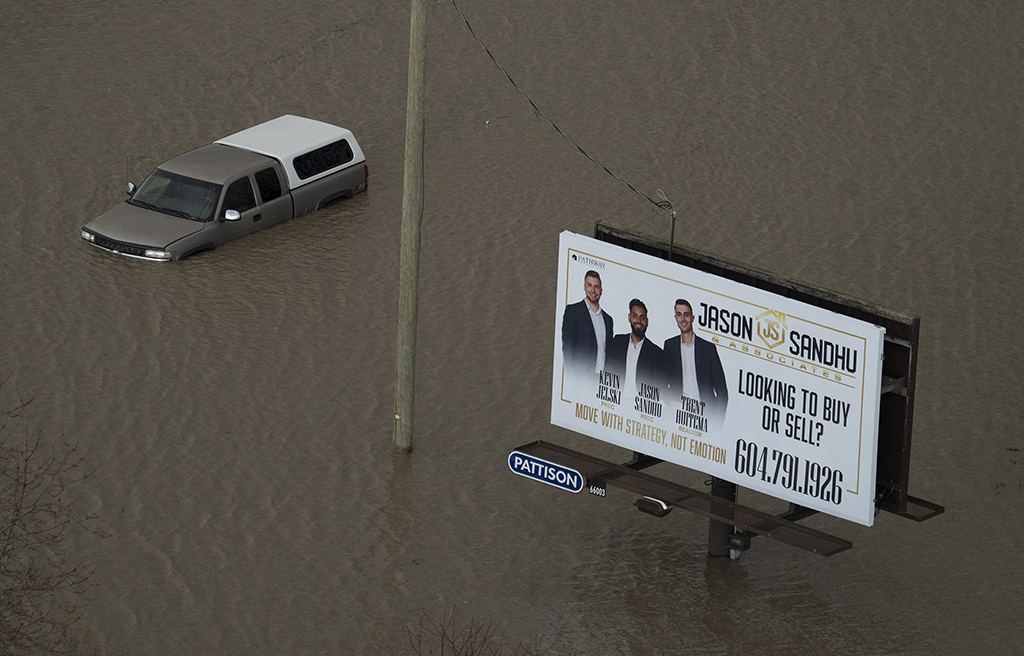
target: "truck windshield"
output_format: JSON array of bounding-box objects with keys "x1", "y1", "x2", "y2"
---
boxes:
[{"x1": 131, "y1": 169, "x2": 222, "y2": 222}]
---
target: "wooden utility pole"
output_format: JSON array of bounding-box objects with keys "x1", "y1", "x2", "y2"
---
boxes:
[{"x1": 393, "y1": 0, "x2": 428, "y2": 453}]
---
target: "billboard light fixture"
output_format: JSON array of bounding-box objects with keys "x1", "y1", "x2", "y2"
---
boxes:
[{"x1": 634, "y1": 496, "x2": 672, "y2": 517}]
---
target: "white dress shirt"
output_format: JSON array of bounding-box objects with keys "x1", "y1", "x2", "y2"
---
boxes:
[{"x1": 679, "y1": 338, "x2": 701, "y2": 401}]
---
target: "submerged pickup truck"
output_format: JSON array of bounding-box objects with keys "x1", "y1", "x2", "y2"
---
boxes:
[{"x1": 82, "y1": 115, "x2": 368, "y2": 261}]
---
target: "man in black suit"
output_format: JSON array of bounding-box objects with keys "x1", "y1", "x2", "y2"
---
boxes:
[
  {"x1": 561, "y1": 270, "x2": 614, "y2": 379},
  {"x1": 663, "y1": 299, "x2": 729, "y2": 424},
  {"x1": 606, "y1": 299, "x2": 667, "y2": 399}
]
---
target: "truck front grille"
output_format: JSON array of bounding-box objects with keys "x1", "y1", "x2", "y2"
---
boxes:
[{"x1": 92, "y1": 236, "x2": 148, "y2": 257}]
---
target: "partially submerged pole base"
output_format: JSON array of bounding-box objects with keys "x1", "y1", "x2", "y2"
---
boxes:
[{"x1": 707, "y1": 477, "x2": 738, "y2": 558}]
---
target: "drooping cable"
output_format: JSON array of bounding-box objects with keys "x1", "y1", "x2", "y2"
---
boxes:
[{"x1": 449, "y1": 0, "x2": 672, "y2": 212}]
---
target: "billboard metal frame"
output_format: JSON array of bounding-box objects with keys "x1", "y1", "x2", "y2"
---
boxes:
[{"x1": 593, "y1": 222, "x2": 943, "y2": 523}]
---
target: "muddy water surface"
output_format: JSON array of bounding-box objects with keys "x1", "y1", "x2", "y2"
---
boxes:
[{"x1": 1, "y1": 1, "x2": 1021, "y2": 654}]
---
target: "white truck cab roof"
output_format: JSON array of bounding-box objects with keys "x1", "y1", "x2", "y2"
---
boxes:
[{"x1": 215, "y1": 115, "x2": 365, "y2": 190}]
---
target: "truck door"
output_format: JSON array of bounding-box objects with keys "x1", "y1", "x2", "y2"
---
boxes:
[
  {"x1": 254, "y1": 167, "x2": 293, "y2": 227},
  {"x1": 212, "y1": 176, "x2": 261, "y2": 246}
]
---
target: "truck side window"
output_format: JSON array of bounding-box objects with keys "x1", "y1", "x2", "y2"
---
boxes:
[
  {"x1": 224, "y1": 177, "x2": 257, "y2": 213},
  {"x1": 293, "y1": 139, "x2": 354, "y2": 180},
  {"x1": 254, "y1": 168, "x2": 282, "y2": 203}
]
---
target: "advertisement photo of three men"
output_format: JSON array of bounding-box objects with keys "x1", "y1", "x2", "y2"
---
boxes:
[
  {"x1": 560, "y1": 268, "x2": 729, "y2": 432},
  {"x1": 552, "y1": 232, "x2": 886, "y2": 526}
]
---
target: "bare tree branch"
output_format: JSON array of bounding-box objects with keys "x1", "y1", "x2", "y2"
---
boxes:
[
  {"x1": 0, "y1": 382, "x2": 100, "y2": 656},
  {"x1": 390, "y1": 608, "x2": 562, "y2": 656}
]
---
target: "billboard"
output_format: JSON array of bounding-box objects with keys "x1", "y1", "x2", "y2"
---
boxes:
[{"x1": 551, "y1": 231, "x2": 885, "y2": 526}]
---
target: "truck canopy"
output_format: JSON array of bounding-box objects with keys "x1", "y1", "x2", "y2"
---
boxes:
[{"x1": 215, "y1": 115, "x2": 365, "y2": 190}]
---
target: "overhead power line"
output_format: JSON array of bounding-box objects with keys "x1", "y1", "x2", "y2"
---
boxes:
[{"x1": 449, "y1": 0, "x2": 672, "y2": 212}]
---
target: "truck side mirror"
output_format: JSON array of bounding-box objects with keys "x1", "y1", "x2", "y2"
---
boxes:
[
  {"x1": 126, "y1": 182, "x2": 136, "y2": 196},
  {"x1": 224, "y1": 209, "x2": 241, "y2": 221}
]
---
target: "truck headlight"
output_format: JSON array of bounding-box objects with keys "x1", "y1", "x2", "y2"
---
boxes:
[
  {"x1": 81, "y1": 230, "x2": 95, "y2": 242},
  {"x1": 144, "y1": 249, "x2": 171, "y2": 260}
]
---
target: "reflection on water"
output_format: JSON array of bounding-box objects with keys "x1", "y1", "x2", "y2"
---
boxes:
[{"x1": 1, "y1": 1, "x2": 1022, "y2": 654}]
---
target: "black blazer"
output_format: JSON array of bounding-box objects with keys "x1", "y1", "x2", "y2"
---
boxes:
[
  {"x1": 561, "y1": 300, "x2": 613, "y2": 375},
  {"x1": 663, "y1": 334, "x2": 729, "y2": 417},
  {"x1": 606, "y1": 334, "x2": 667, "y2": 394}
]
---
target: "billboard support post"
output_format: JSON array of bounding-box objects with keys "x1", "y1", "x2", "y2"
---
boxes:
[{"x1": 708, "y1": 477, "x2": 738, "y2": 558}]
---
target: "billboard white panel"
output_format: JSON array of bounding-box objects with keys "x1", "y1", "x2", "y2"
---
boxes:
[{"x1": 551, "y1": 232, "x2": 884, "y2": 526}]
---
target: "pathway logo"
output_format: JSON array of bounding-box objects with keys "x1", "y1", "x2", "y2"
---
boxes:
[
  {"x1": 570, "y1": 253, "x2": 606, "y2": 270},
  {"x1": 756, "y1": 309, "x2": 787, "y2": 349}
]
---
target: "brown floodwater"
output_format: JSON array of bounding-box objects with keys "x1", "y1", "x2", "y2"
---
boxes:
[{"x1": 1, "y1": 1, "x2": 1021, "y2": 654}]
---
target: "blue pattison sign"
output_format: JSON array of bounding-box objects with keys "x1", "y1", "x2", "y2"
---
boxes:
[{"x1": 508, "y1": 450, "x2": 584, "y2": 493}]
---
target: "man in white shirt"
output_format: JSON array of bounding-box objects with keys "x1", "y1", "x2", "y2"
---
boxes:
[
  {"x1": 561, "y1": 270, "x2": 614, "y2": 379},
  {"x1": 663, "y1": 299, "x2": 729, "y2": 425},
  {"x1": 606, "y1": 299, "x2": 667, "y2": 398}
]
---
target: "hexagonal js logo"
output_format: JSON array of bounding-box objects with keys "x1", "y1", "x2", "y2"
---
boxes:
[{"x1": 756, "y1": 310, "x2": 787, "y2": 349}]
